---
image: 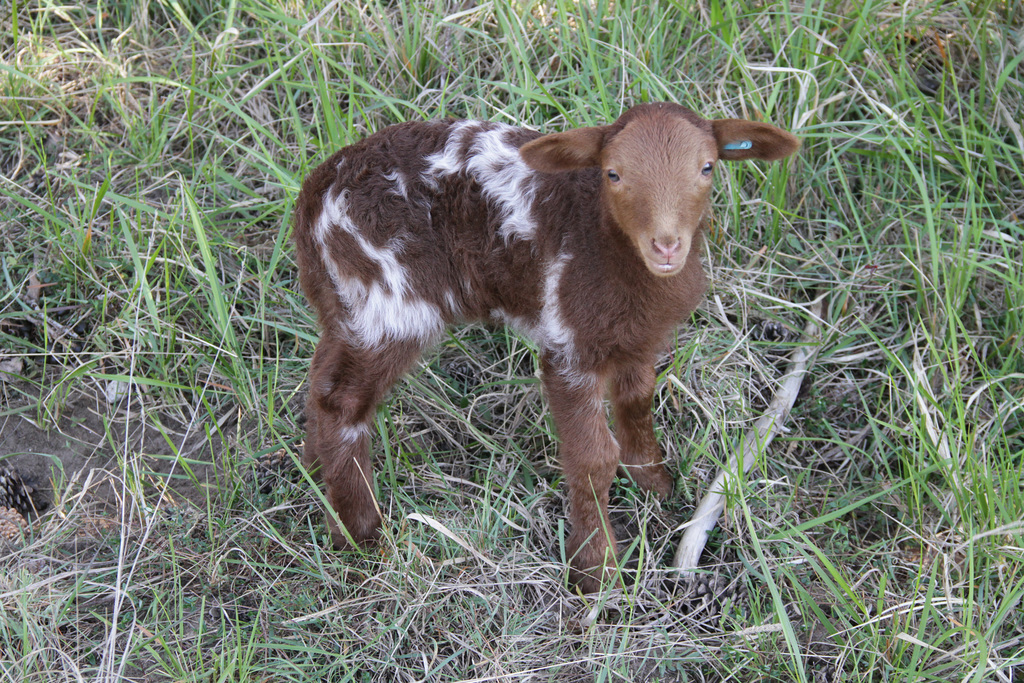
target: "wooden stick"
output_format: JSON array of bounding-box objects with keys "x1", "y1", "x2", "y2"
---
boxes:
[{"x1": 672, "y1": 297, "x2": 824, "y2": 575}]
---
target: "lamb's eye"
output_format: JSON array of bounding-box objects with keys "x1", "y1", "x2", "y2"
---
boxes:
[
  {"x1": 607, "y1": 169, "x2": 620, "y2": 182},
  {"x1": 701, "y1": 162, "x2": 714, "y2": 176}
]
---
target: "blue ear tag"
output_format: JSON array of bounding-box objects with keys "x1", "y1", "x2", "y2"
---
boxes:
[{"x1": 724, "y1": 140, "x2": 753, "y2": 150}]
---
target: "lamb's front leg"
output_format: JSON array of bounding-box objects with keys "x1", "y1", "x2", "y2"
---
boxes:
[
  {"x1": 541, "y1": 356, "x2": 620, "y2": 593},
  {"x1": 611, "y1": 362, "x2": 673, "y2": 497}
]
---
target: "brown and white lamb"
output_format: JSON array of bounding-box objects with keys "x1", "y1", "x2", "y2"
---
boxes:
[{"x1": 292, "y1": 102, "x2": 800, "y2": 592}]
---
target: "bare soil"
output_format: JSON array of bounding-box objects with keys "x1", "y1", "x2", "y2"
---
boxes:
[{"x1": 0, "y1": 379, "x2": 222, "y2": 518}]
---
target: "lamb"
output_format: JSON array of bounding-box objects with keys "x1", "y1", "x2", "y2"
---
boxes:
[{"x1": 292, "y1": 102, "x2": 800, "y2": 592}]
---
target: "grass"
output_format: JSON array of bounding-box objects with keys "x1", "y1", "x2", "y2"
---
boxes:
[{"x1": 1, "y1": 0, "x2": 1022, "y2": 680}]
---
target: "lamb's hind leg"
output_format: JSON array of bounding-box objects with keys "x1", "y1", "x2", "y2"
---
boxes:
[
  {"x1": 611, "y1": 362, "x2": 673, "y2": 497},
  {"x1": 304, "y1": 331, "x2": 422, "y2": 549}
]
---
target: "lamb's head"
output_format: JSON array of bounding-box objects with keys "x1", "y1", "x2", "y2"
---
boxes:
[{"x1": 520, "y1": 102, "x2": 800, "y2": 277}]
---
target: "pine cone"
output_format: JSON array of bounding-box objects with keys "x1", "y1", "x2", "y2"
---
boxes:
[
  {"x1": 251, "y1": 448, "x2": 300, "y2": 495},
  {"x1": 0, "y1": 464, "x2": 36, "y2": 516},
  {"x1": 0, "y1": 507, "x2": 27, "y2": 542}
]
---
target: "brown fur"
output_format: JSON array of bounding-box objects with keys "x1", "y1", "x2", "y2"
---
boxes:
[{"x1": 293, "y1": 103, "x2": 799, "y2": 592}]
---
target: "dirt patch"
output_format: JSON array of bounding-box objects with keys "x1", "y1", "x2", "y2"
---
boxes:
[{"x1": 0, "y1": 380, "x2": 225, "y2": 517}]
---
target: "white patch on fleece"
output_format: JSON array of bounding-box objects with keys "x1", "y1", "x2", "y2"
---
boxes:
[
  {"x1": 339, "y1": 423, "x2": 370, "y2": 443},
  {"x1": 444, "y1": 290, "x2": 461, "y2": 318},
  {"x1": 466, "y1": 127, "x2": 539, "y2": 241},
  {"x1": 383, "y1": 170, "x2": 409, "y2": 199},
  {"x1": 569, "y1": 368, "x2": 602, "y2": 395},
  {"x1": 560, "y1": 368, "x2": 602, "y2": 400},
  {"x1": 425, "y1": 121, "x2": 538, "y2": 241},
  {"x1": 315, "y1": 188, "x2": 445, "y2": 348},
  {"x1": 489, "y1": 253, "x2": 575, "y2": 356},
  {"x1": 490, "y1": 308, "x2": 541, "y2": 342},
  {"x1": 423, "y1": 120, "x2": 479, "y2": 184},
  {"x1": 540, "y1": 254, "x2": 594, "y2": 388},
  {"x1": 539, "y1": 253, "x2": 575, "y2": 354}
]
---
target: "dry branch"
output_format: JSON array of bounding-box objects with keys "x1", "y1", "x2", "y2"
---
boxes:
[{"x1": 673, "y1": 297, "x2": 825, "y2": 575}]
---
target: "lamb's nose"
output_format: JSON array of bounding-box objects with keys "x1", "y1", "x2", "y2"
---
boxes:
[{"x1": 652, "y1": 238, "x2": 681, "y2": 261}]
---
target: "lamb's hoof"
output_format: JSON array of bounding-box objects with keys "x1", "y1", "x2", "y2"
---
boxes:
[
  {"x1": 570, "y1": 566, "x2": 619, "y2": 594},
  {"x1": 568, "y1": 542, "x2": 620, "y2": 594},
  {"x1": 327, "y1": 512, "x2": 382, "y2": 552},
  {"x1": 621, "y1": 463, "x2": 673, "y2": 498}
]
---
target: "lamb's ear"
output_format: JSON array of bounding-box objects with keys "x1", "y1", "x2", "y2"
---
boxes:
[
  {"x1": 712, "y1": 119, "x2": 800, "y2": 161},
  {"x1": 519, "y1": 126, "x2": 611, "y2": 172}
]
